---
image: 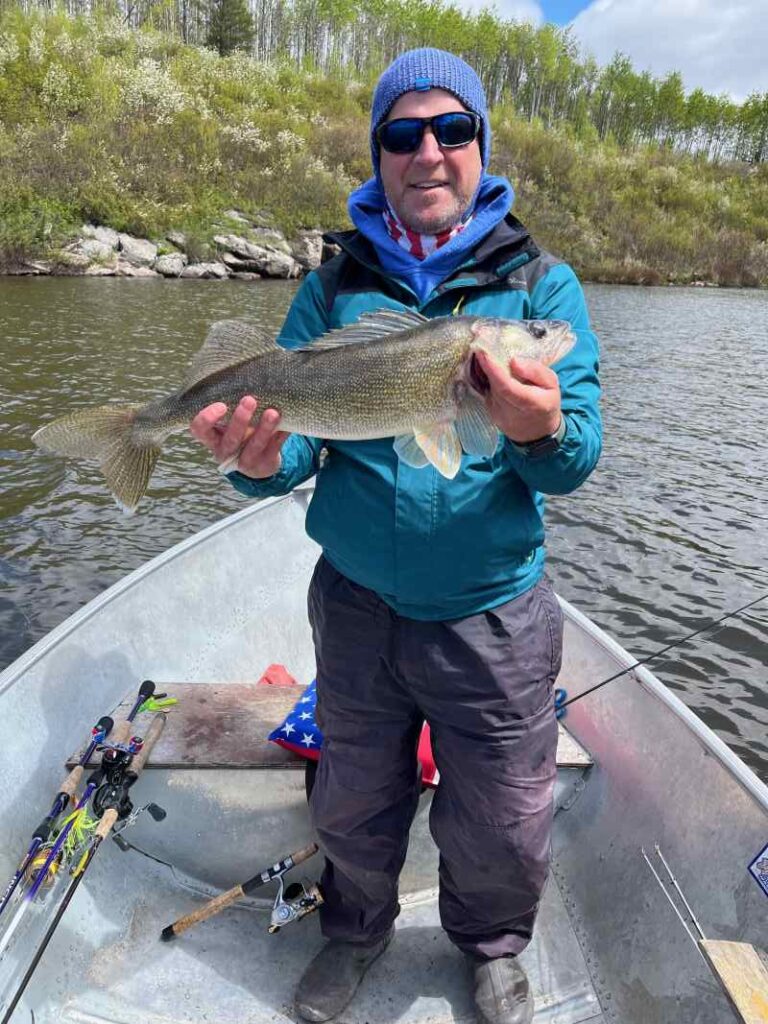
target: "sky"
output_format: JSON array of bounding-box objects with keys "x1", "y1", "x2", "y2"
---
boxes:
[{"x1": 458, "y1": 0, "x2": 768, "y2": 102}]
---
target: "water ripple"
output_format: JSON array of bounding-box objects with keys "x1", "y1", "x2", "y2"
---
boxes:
[{"x1": 2, "y1": 278, "x2": 767, "y2": 781}]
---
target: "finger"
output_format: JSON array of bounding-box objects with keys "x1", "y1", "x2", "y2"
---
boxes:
[
  {"x1": 508, "y1": 356, "x2": 559, "y2": 389},
  {"x1": 239, "y1": 429, "x2": 289, "y2": 475},
  {"x1": 219, "y1": 396, "x2": 260, "y2": 461},
  {"x1": 190, "y1": 402, "x2": 229, "y2": 447}
]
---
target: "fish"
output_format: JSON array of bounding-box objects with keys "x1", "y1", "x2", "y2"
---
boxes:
[{"x1": 32, "y1": 308, "x2": 576, "y2": 512}]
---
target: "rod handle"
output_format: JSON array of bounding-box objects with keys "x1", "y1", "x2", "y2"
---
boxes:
[
  {"x1": 290, "y1": 842, "x2": 319, "y2": 868},
  {"x1": 161, "y1": 884, "x2": 246, "y2": 941},
  {"x1": 130, "y1": 714, "x2": 166, "y2": 775},
  {"x1": 95, "y1": 808, "x2": 119, "y2": 840}
]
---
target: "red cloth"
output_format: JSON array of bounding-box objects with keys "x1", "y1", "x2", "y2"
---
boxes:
[{"x1": 261, "y1": 667, "x2": 439, "y2": 787}]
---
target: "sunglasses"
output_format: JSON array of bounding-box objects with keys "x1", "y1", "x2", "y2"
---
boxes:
[{"x1": 376, "y1": 112, "x2": 480, "y2": 154}]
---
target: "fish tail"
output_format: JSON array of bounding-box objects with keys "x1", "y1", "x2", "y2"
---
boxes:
[{"x1": 32, "y1": 405, "x2": 162, "y2": 513}]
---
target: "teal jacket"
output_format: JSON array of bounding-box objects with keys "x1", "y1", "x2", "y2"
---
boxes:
[{"x1": 229, "y1": 213, "x2": 601, "y2": 619}]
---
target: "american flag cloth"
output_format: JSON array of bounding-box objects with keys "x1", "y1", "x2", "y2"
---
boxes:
[
  {"x1": 383, "y1": 205, "x2": 471, "y2": 260},
  {"x1": 268, "y1": 678, "x2": 440, "y2": 787}
]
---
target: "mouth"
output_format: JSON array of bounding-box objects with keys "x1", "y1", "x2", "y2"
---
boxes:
[
  {"x1": 410, "y1": 182, "x2": 448, "y2": 192},
  {"x1": 469, "y1": 354, "x2": 490, "y2": 395}
]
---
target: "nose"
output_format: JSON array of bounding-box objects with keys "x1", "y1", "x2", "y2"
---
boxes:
[{"x1": 413, "y1": 125, "x2": 443, "y2": 164}]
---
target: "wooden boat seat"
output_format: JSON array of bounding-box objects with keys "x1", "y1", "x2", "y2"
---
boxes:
[{"x1": 66, "y1": 681, "x2": 593, "y2": 771}]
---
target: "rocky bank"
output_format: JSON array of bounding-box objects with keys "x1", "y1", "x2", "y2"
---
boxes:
[{"x1": 7, "y1": 211, "x2": 340, "y2": 281}]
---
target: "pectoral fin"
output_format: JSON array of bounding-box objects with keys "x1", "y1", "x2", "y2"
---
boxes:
[
  {"x1": 455, "y1": 395, "x2": 499, "y2": 457},
  {"x1": 413, "y1": 423, "x2": 463, "y2": 479},
  {"x1": 393, "y1": 433, "x2": 430, "y2": 468}
]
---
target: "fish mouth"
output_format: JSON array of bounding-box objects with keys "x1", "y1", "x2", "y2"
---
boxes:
[{"x1": 469, "y1": 353, "x2": 490, "y2": 395}]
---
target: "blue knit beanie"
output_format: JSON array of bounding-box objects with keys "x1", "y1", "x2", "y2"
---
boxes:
[{"x1": 370, "y1": 48, "x2": 490, "y2": 181}]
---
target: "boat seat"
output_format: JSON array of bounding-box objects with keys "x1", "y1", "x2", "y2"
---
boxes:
[{"x1": 66, "y1": 681, "x2": 594, "y2": 775}]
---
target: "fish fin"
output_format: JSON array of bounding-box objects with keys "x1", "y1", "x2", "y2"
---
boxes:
[
  {"x1": 33, "y1": 405, "x2": 161, "y2": 513},
  {"x1": 455, "y1": 396, "x2": 499, "y2": 457},
  {"x1": 413, "y1": 423, "x2": 462, "y2": 479},
  {"x1": 184, "y1": 320, "x2": 276, "y2": 387},
  {"x1": 296, "y1": 308, "x2": 430, "y2": 352},
  {"x1": 102, "y1": 442, "x2": 161, "y2": 514},
  {"x1": 393, "y1": 433, "x2": 430, "y2": 468}
]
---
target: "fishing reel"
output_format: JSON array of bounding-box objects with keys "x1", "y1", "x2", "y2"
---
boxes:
[
  {"x1": 22, "y1": 847, "x2": 61, "y2": 893},
  {"x1": 268, "y1": 876, "x2": 323, "y2": 934},
  {"x1": 90, "y1": 737, "x2": 143, "y2": 820}
]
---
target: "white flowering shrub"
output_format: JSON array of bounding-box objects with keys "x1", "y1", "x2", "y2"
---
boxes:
[
  {"x1": 116, "y1": 58, "x2": 189, "y2": 123},
  {"x1": 0, "y1": 32, "x2": 20, "y2": 71},
  {"x1": 41, "y1": 62, "x2": 86, "y2": 117}
]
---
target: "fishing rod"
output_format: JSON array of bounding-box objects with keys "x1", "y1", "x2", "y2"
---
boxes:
[
  {"x1": 0, "y1": 711, "x2": 168, "y2": 1024},
  {"x1": 0, "y1": 714, "x2": 114, "y2": 923},
  {"x1": 561, "y1": 592, "x2": 767, "y2": 709},
  {"x1": 0, "y1": 680, "x2": 157, "y2": 963},
  {"x1": 160, "y1": 842, "x2": 321, "y2": 942}
]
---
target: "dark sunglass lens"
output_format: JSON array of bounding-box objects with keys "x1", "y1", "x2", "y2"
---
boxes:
[
  {"x1": 379, "y1": 119, "x2": 423, "y2": 153},
  {"x1": 434, "y1": 113, "x2": 477, "y2": 147}
]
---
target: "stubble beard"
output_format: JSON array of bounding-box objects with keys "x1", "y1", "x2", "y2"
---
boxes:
[{"x1": 393, "y1": 185, "x2": 473, "y2": 235}]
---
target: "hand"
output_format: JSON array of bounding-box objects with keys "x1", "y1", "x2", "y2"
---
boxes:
[
  {"x1": 189, "y1": 396, "x2": 289, "y2": 479},
  {"x1": 476, "y1": 352, "x2": 562, "y2": 444}
]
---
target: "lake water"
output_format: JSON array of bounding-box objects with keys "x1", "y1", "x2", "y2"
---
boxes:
[{"x1": 2, "y1": 277, "x2": 766, "y2": 782}]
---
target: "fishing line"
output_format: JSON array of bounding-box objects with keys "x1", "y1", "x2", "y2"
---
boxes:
[{"x1": 561, "y1": 592, "x2": 768, "y2": 708}]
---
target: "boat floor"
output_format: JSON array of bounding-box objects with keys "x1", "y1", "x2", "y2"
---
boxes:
[{"x1": 35, "y1": 843, "x2": 605, "y2": 1024}]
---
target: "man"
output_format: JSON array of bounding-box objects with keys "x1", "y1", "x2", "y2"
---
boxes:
[{"x1": 191, "y1": 49, "x2": 601, "y2": 1024}]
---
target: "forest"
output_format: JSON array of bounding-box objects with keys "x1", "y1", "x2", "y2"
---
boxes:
[{"x1": 1, "y1": 1, "x2": 766, "y2": 285}]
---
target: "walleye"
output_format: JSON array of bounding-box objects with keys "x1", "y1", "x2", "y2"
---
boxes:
[{"x1": 32, "y1": 309, "x2": 575, "y2": 512}]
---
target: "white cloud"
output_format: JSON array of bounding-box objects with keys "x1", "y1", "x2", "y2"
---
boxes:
[
  {"x1": 568, "y1": 0, "x2": 768, "y2": 101},
  {"x1": 458, "y1": 0, "x2": 544, "y2": 23}
]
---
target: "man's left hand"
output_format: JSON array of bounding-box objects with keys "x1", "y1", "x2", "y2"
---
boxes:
[{"x1": 475, "y1": 351, "x2": 562, "y2": 444}]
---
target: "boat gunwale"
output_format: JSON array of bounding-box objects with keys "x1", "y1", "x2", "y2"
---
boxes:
[
  {"x1": 560, "y1": 596, "x2": 768, "y2": 811},
  {"x1": 2, "y1": 492, "x2": 766, "y2": 812}
]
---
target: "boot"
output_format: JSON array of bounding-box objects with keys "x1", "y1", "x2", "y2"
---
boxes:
[
  {"x1": 472, "y1": 956, "x2": 534, "y2": 1024},
  {"x1": 294, "y1": 928, "x2": 394, "y2": 1022}
]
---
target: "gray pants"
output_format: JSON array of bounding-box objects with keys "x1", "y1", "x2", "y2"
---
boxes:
[{"x1": 307, "y1": 556, "x2": 563, "y2": 960}]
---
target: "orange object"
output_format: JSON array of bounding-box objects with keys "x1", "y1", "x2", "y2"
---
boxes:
[{"x1": 257, "y1": 664, "x2": 299, "y2": 687}]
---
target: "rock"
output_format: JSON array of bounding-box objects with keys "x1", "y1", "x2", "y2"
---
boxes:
[
  {"x1": 155, "y1": 253, "x2": 188, "y2": 277},
  {"x1": 249, "y1": 227, "x2": 292, "y2": 255},
  {"x1": 77, "y1": 238, "x2": 117, "y2": 263},
  {"x1": 230, "y1": 271, "x2": 261, "y2": 281},
  {"x1": 13, "y1": 260, "x2": 52, "y2": 275},
  {"x1": 290, "y1": 230, "x2": 323, "y2": 272},
  {"x1": 54, "y1": 250, "x2": 91, "y2": 271},
  {"x1": 213, "y1": 234, "x2": 297, "y2": 278},
  {"x1": 118, "y1": 234, "x2": 158, "y2": 267},
  {"x1": 223, "y1": 209, "x2": 252, "y2": 226},
  {"x1": 81, "y1": 224, "x2": 120, "y2": 249},
  {"x1": 180, "y1": 262, "x2": 230, "y2": 279},
  {"x1": 166, "y1": 230, "x2": 188, "y2": 250},
  {"x1": 116, "y1": 261, "x2": 160, "y2": 278},
  {"x1": 85, "y1": 265, "x2": 117, "y2": 276}
]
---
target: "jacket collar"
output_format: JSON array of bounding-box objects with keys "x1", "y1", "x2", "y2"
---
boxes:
[{"x1": 323, "y1": 211, "x2": 539, "y2": 293}]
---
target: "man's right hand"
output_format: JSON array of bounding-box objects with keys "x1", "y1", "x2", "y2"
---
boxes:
[{"x1": 190, "y1": 396, "x2": 290, "y2": 479}]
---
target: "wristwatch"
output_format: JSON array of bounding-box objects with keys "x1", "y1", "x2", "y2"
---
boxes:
[{"x1": 509, "y1": 416, "x2": 567, "y2": 459}]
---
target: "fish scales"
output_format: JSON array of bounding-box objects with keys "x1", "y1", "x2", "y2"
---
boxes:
[{"x1": 32, "y1": 311, "x2": 576, "y2": 511}]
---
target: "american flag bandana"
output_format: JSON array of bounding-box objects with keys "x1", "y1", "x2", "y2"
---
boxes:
[
  {"x1": 268, "y1": 679, "x2": 440, "y2": 787},
  {"x1": 383, "y1": 205, "x2": 471, "y2": 260}
]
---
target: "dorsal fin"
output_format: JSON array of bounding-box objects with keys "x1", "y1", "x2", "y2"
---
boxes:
[
  {"x1": 185, "y1": 320, "x2": 276, "y2": 387},
  {"x1": 294, "y1": 308, "x2": 430, "y2": 352}
]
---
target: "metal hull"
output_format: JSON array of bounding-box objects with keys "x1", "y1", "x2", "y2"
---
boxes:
[{"x1": 1, "y1": 489, "x2": 766, "y2": 1024}]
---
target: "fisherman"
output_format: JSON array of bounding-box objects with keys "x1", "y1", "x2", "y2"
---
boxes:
[{"x1": 190, "y1": 49, "x2": 601, "y2": 1024}]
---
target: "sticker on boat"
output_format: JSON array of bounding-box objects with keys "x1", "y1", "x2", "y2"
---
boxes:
[{"x1": 748, "y1": 841, "x2": 768, "y2": 897}]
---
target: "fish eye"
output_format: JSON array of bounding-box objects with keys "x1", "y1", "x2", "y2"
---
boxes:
[{"x1": 528, "y1": 321, "x2": 547, "y2": 340}]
